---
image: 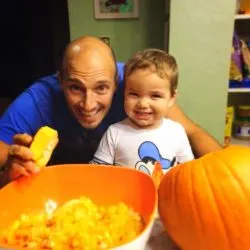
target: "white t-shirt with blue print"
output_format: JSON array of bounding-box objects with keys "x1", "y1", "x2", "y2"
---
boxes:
[{"x1": 92, "y1": 118, "x2": 194, "y2": 175}]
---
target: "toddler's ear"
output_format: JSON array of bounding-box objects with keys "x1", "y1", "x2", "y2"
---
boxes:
[
  {"x1": 173, "y1": 89, "x2": 177, "y2": 98},
  {"x1": 168, "y1": 90, "x2": 177, "y2": 108}
]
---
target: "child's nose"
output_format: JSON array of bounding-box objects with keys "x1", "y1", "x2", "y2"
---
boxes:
[{"x1": 137, "y1": 98, "x2": 149, "y2": 108}]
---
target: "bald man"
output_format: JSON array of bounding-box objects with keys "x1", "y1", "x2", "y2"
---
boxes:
[{"x1": 0, "y1": 36, "x2": 221, "y2": 187}]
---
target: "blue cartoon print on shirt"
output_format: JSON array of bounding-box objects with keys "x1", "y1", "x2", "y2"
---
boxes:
[{"x1": 135, "y1": 141, "x2": 176, "y2": 175}]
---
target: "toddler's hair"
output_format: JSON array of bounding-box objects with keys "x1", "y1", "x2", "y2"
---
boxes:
[{"x1": 124, "y1": 48, "x2": 178, "y2": 96}]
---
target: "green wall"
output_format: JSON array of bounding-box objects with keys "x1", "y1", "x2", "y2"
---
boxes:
[
  {"x1": 169, "y1": 0, "x2": 235, "y2": 143},
  {"x1": 67, "y1": 0, "x2": 165, "y2": 62},
  {"x1": 67, "y1": 0, "x2": 235, "y2": 143}
]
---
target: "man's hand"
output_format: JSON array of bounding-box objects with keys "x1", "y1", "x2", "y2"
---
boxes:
[{"x1": 6, "y1": 134, "x2": 40, "y2": 181}]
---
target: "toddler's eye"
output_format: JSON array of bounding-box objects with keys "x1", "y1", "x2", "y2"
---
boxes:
[{"x1": 151, "y1": 94, "x2": 162, "y2": 99}]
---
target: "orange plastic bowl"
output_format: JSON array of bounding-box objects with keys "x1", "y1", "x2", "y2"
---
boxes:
[{"x1": 0, "y1": 164, "x2": 157, "y2": 250}]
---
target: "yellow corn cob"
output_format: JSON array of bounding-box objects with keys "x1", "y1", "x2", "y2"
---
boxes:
[{"x1": 30, "y1": 126, "x2": 59, "y2": 168}]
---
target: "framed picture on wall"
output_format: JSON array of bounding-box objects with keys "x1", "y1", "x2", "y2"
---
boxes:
[{"x1": 94, "y1": 0, "x2": 139, "y2": 19}]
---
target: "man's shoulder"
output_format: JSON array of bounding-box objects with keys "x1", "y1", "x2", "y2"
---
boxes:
[
  {"x1": 16, "y1": 74, "x2": 63, "y2": 125},
  {"x1": 6, "y1": 74, "x2": 61, "y2": 114},
  {"x1": 24, "y1": 74, "x2": 63, "y2": 109},
  {"x1": 117, "y1": 62, "x2": 124, "y2": 69},
  {"x1": 0, "y1": 74, "x2": 61, "y2": 144},
  {"x1": 116, "y1": 62, "x2": 125, "y2": 86},
  {"x1": 27, "y1": 74, "x2": 61, "y2": 96}
]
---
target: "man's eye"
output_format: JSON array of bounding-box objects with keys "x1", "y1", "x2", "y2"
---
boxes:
[
  {"x1": 95, "y1": 85, "x2": 108, "y2": 94},
  {"x1": 129, "y1": 92, "x2": 138, "y2": 97},
  {"x1": 69, "y1": 85, "x2": 81, "y2": 92}
]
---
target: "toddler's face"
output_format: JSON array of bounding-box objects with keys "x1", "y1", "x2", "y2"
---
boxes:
[{"x1": 124, "y1": 68, "x2": 176, "y2": 129}]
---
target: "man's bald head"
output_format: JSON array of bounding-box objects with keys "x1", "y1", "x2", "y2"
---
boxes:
[
  {"x1": 59, "y1": 36, "x2": 119, "y2": 130},
  {"x1": 60, "y1": 36, "x2": 117, "y2": 81}
]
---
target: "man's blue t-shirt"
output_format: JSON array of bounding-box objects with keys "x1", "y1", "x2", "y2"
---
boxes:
[{"x1": 0, "y1": 62, "x2": 126, "y2": 164}]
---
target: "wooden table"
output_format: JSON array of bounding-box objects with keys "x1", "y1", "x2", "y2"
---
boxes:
[{"x1": 145, "y1": 218, "x2": 179, "y2": 250}]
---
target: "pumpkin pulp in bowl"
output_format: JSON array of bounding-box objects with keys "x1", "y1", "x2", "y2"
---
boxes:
[{"x1": 0, "y1": 164, "x2": 157, "y2": 250}]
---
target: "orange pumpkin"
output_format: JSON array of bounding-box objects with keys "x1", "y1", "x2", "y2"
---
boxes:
[{"x1": 158, "y1": 145, "x2": 250, "y2": 250}]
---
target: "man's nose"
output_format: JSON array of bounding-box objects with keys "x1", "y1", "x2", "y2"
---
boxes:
[{"x1": 80, "y1": 91, "x2": 97, "y2": 111}]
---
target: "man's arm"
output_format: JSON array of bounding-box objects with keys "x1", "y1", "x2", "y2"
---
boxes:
[{"x1": 166, "y1": 104, "x2": 222, "y2": 158}]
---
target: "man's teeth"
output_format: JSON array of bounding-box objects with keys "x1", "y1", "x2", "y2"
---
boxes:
[
  {"x1": 136, "y1": 112, "x2": 151, "y2": 115},
  {"x1": 79, "y1": 110, "x2": 98, "y2": 116}
]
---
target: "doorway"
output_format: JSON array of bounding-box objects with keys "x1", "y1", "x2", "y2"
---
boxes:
[{"x1": 0, "y1": 0, "x2": 70, "y2": 100}]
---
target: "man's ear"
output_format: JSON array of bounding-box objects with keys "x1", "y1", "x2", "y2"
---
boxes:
[
  {"x1": 57, "y1": 71, "x2": 65, "y2": 91},
  {"x1": 168, "y1": 89, "x2": 177, "y2": 108},
  {"x1": 56, "y1": 71, "x2": 62, "y2": 82}
]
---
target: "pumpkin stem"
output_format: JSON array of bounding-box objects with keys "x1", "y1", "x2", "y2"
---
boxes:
[{"x1": 152, "y1": 161, "x2": 164, "y2": 189}]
